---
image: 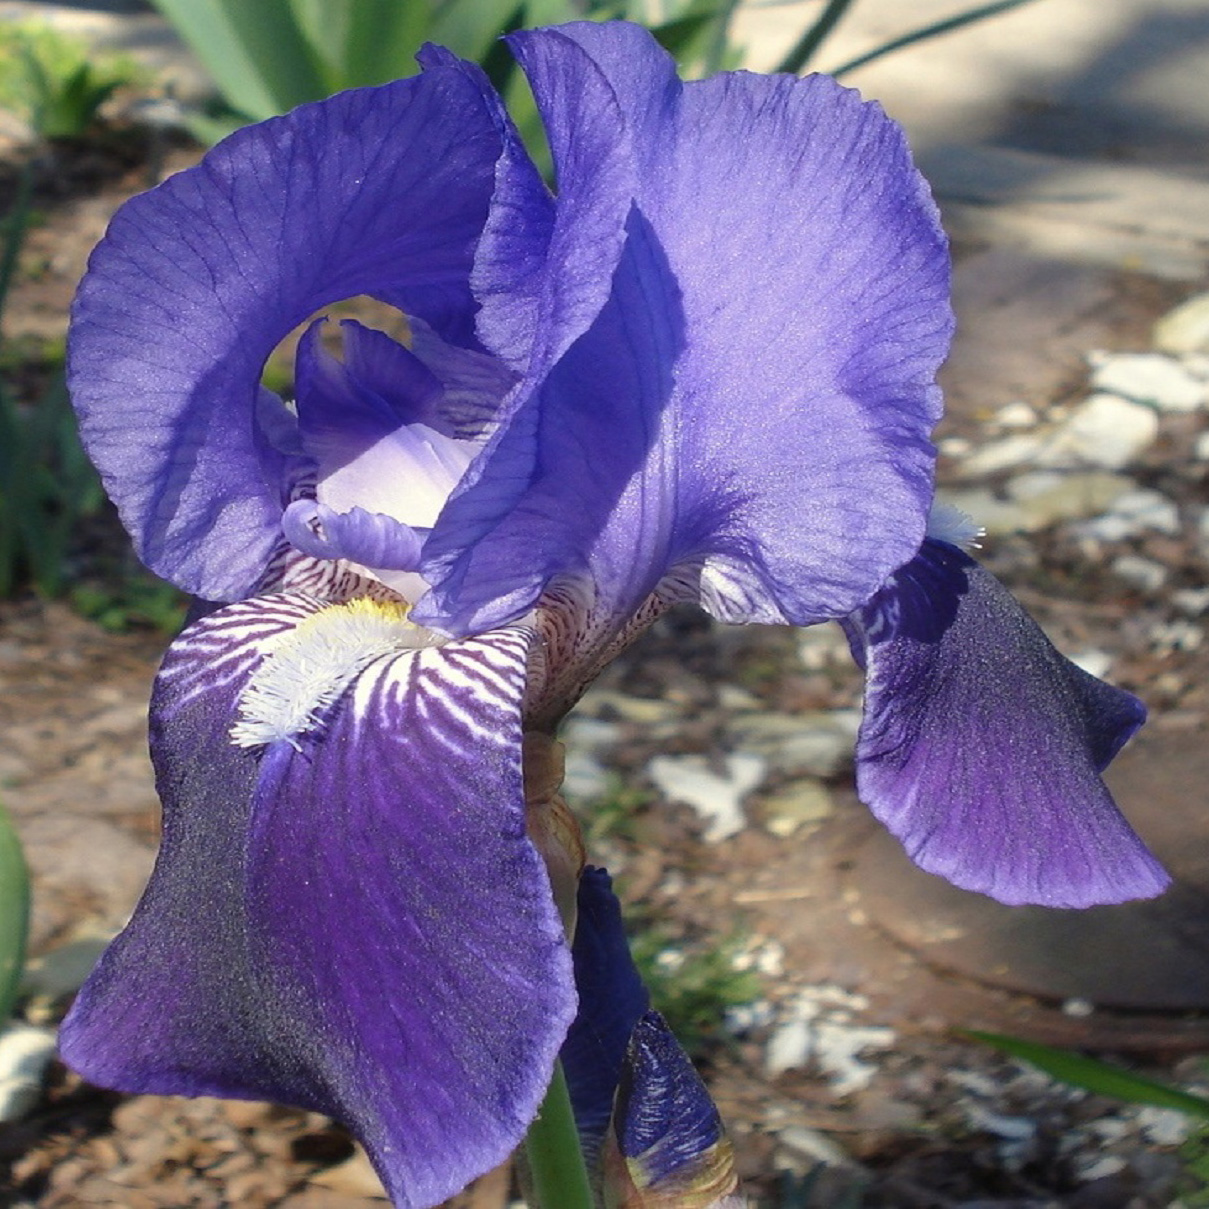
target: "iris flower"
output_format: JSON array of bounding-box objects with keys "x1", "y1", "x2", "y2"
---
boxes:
[{"x1": 61, "y1": 19, "x2": 1166, "y2": 1208}]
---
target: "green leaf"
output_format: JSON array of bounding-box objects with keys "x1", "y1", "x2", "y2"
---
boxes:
[
  {"x1": 774, "y1": 0, "x2": 855, "y2": 75},
  {"x1": 828, "y1": 0, "x2": 1043, "y2": 78},
  {"x1": 149, "y1": 0, "x2": 329, "y2": 121},
  {"x1": 291, "y1": 0, "x2": 434, "y2": 91},
  {"x1": 0, "y1": 799, "x2": 30, "y2": 1021},
  {"x1": 964, "y1": 1031, "x2": 1209, "y2": 1119}
]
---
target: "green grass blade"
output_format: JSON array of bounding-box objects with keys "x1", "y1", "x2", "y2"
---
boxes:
[
  {"x1": 0, "y1": 799, "x2": 30, "y2": 1021},
  {"x1": 964, "y1": 1031, "x2": 1209, "y2": 1118},
  {"x1": 828, "y1": 0, "x2": 1041, "y2": 77},
  {"x1": 774, "y1": 0, "x2": 856, "y2": 75},
  {"x1": 150, "y1": 0, "x2": 328, "y2": 121}
]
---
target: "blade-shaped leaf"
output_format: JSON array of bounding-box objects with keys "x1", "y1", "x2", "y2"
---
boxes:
[
  {"x1": 965, "y1": 1031, "x2": 1209, "y2": 1119},
  {"x1": 150, "y1": 0, "x2": 328, "y2": 119},
  {"x1": 291, "y1": 0, "x2": 435, "y2": 90},
  {"x1": 0, "y1": 800, "x2": 29, "y2": 1021}
]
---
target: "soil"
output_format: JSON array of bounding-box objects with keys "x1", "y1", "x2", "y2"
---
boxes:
[{"x1": 3, "y1": 117, "x2": 1209, "y2": 1209}]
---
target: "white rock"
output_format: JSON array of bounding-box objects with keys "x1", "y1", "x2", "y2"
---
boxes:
[
  {"x1": 963, "y1": 1104, "x2": 1038, "y2": 1142},
  {"x1": 0, "y1": 1024, "x2": 57, "y2": 1123},
  {"x1": 1195, "y1": 431, "x2": 1209, "y2": 462},
  {"x1": 938, "y1": 435, "x2": 973, "y2": 459},
  {"x1": 1111, "y1": 554, "x2": 1168, "y2": 592},
  {"x1": 766, "y1": 1018, "x2": 813, "y2": 1076},
  {"x1": 1089, "y1": 351, "x2": 1206, "y2": 412},
  {"x1": 1173, "y1": 587, "x2": 1209, "y2": 616},
  {"x1": 1004, "y1": 471, "x2": 1135, "y2": 531},
  {"x1": 1069, "y1": 650, "x2": 1113, "y2": 679},
  {"x1": 994, "y1": 401, "x2": 1039, "y2": 429},
  {"x1": 1077, "y1": 489, "x2": 1181, "y2": 542},
  {"x1": 1061, "y1": 997, "x2": 1096, "y2": 1018},
  {"x1": 1153, "y1": 290, "x2": 1209, "y2": 354},
  {"x1": 813, "y1": 1022, "x2": 896, "y2": 1095},
  {"x1": 1041, "y1": 394, "x2": 1160, "y2": 469},
  {"x1": 957, "y1": 432, "x2": 1046, "y2": 477},
  {"x1": 776, "y1": 1126, "x2": 854, "y2": 1168},
  {"x1": 1137, "y1": 1106, "x2": 1194, "y2": 1147},
  {"x1": 1073, "y1": 1154, "x2": 1127, "y2": 1183},
  {"x1": 724, "y1": 710, "x2": 859, "y2": 779},
  {"x1": 647, "y1": 752, "x2": 765, "y2": 842}
]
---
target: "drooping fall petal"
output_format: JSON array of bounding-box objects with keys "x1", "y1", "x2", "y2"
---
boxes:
[{"x1": 60, "y1": 595, "x2": 575, "y2": 1207}]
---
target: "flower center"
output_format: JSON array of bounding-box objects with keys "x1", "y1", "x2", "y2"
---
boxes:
[{"x1": 231, "y1": 598, "x2": 442, "y2": 748}]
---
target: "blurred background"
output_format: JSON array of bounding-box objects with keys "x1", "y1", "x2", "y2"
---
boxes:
[{"x1": 2, "y1": 1, "x2": 1209, "y2": 1205}]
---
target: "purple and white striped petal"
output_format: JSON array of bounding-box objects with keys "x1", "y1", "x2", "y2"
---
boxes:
[
  {"x1": 60, "y1": 594, "x2": 574, "y2": 1208},
  {"x1": 845, "y1": 540, "x2": 1169, "y2": 907}
]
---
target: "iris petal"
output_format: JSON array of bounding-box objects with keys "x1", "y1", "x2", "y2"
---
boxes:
[
  {"x1": 60, "y1": 595, "x2": 575, "y2": 1208},
  {"x1": 419, "y1": 22, "x2": 952, "y2": 636},
  {"x1": 561, "y1": 867, "x2": 651, "y2": 1157},
  {"x1": 845, "y1": 540, "x2": 1169, "y2": 907},
  {"x1": 68, "y1": 63, "x2": 506, "y2": 601}
]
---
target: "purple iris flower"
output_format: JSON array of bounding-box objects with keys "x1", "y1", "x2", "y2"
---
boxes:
[{"x1": 60, "y1": 19, "x2": 1167, "y2": 1207}]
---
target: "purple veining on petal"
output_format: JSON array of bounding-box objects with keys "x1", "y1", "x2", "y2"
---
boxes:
[
  {"x1": 61, "y1": 596, "x2": 573, "y2": 1208},
  {"x1": 846, "y1": 539, "x2": 1168, "y2": 907},
  {"x1": 68, "y1": 62, "x2": 506, "y2": 601},
  {"x1": 417, "y1": 23, "x2": 952, "y2": 639}
]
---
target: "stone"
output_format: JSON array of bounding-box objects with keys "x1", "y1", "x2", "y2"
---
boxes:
[
  {"x1": 1005, "y1": 470, "x2": 1135, "y2": 531},
  {"x1": 1041, "y1": 394, "x2": 1160, "y2": 469},
  {"x1": 1076, "y1": 488, "x2": 1180, "y2": 542},
  {"x1": 647, "y1": 752, "x2": 765, "y2": 842},
  {"x1": 1089, "y1": 351, "x2": 1206, "y2": 412},
  {"x1": 957, "y1": 432, "x2": 1047, "y2": 477},
  {"x1": 0, "y1": 1023, "x2": 57, "y2": 1123},
  {"x1": 723, "y1": 711, "x2": 859, "y2": 779},
  {"x1": 993, "y1": 401, "x2": 1038, "y2": 429},
  {"x1": 1110, "y1": 554, "x2": 1168, "y2": 593},
  {"x1": 1195, "y1": 431, "x2": 1209, "y2": 462},
  {"x1": 758, "y1": 778, "x2": 835, "y2": 837},
  {"x1": 1154, "y1": 291, "x2": 1209, "y2": 354},
  {"x1": 957, "y1": 396, "x2": 1158, "y2": 477}
]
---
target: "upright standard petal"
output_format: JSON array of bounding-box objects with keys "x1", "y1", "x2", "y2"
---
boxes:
[
  {"x1": 68, "y1": 62, "x2": 507, "y2": 602},
  {"x1": 418, "y1": 23, "x2": 952, "y2": 636},
  {"x1": 60, "y1": 596, "x2": 575, "y2": 1208},
  {"x1": 845, "y1": 540, "x2": 1169, "y2": 907}
]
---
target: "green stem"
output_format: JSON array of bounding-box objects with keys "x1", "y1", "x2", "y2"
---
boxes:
[{"x1": 523, "y1": 1061, "x2": 594, "y2": 1209}]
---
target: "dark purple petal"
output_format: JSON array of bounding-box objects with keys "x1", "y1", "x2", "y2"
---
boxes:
[
  {"x1": 418, "y1": 23, "x2": 950, "y2": 635},
  {"x1": 561, "y1": 867, "x2": 650, "y2": 1157},
  {"x1": 60, "y1": 595, "x2": 575, "y2": 1208},
  {"x1": 846, "y1": 540, "x2": 1169, "y2": 907},
  {"x1": 68, "y1": 63, "x2": 507, "y2": 602}
]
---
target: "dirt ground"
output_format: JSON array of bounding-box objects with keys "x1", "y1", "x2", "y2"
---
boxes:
[{"x1": 4, "y1": 114, "x2": 1209, "y2": 1209}]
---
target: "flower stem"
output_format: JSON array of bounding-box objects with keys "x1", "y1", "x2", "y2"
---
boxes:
[{"x1": 523, "y1": 1061, "x2": 593, "y2": 1209}]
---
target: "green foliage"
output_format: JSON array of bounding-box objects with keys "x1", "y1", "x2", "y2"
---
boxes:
[
  {"x1": 778, "y1": 0, "x2": 1045, "y2": 77},
  {"x1": 630, "y1": 926, "x2": 762, "y2": 1056},
  {"x1": 964, "y1": 1031, "x2": 1209, "y2": 1118},
  {"x1": 0, "y1": 20, "x2": 144, "y2": 138},
  {"x1": 0, "y1": 799, "x2": 30, "y2": 1022},
  {"x1": 151, "y1": 0, "x2": 744, "y2": 149},
  {"x1": 0, "y1": 354, "x2": 107, "y2": 600}
]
